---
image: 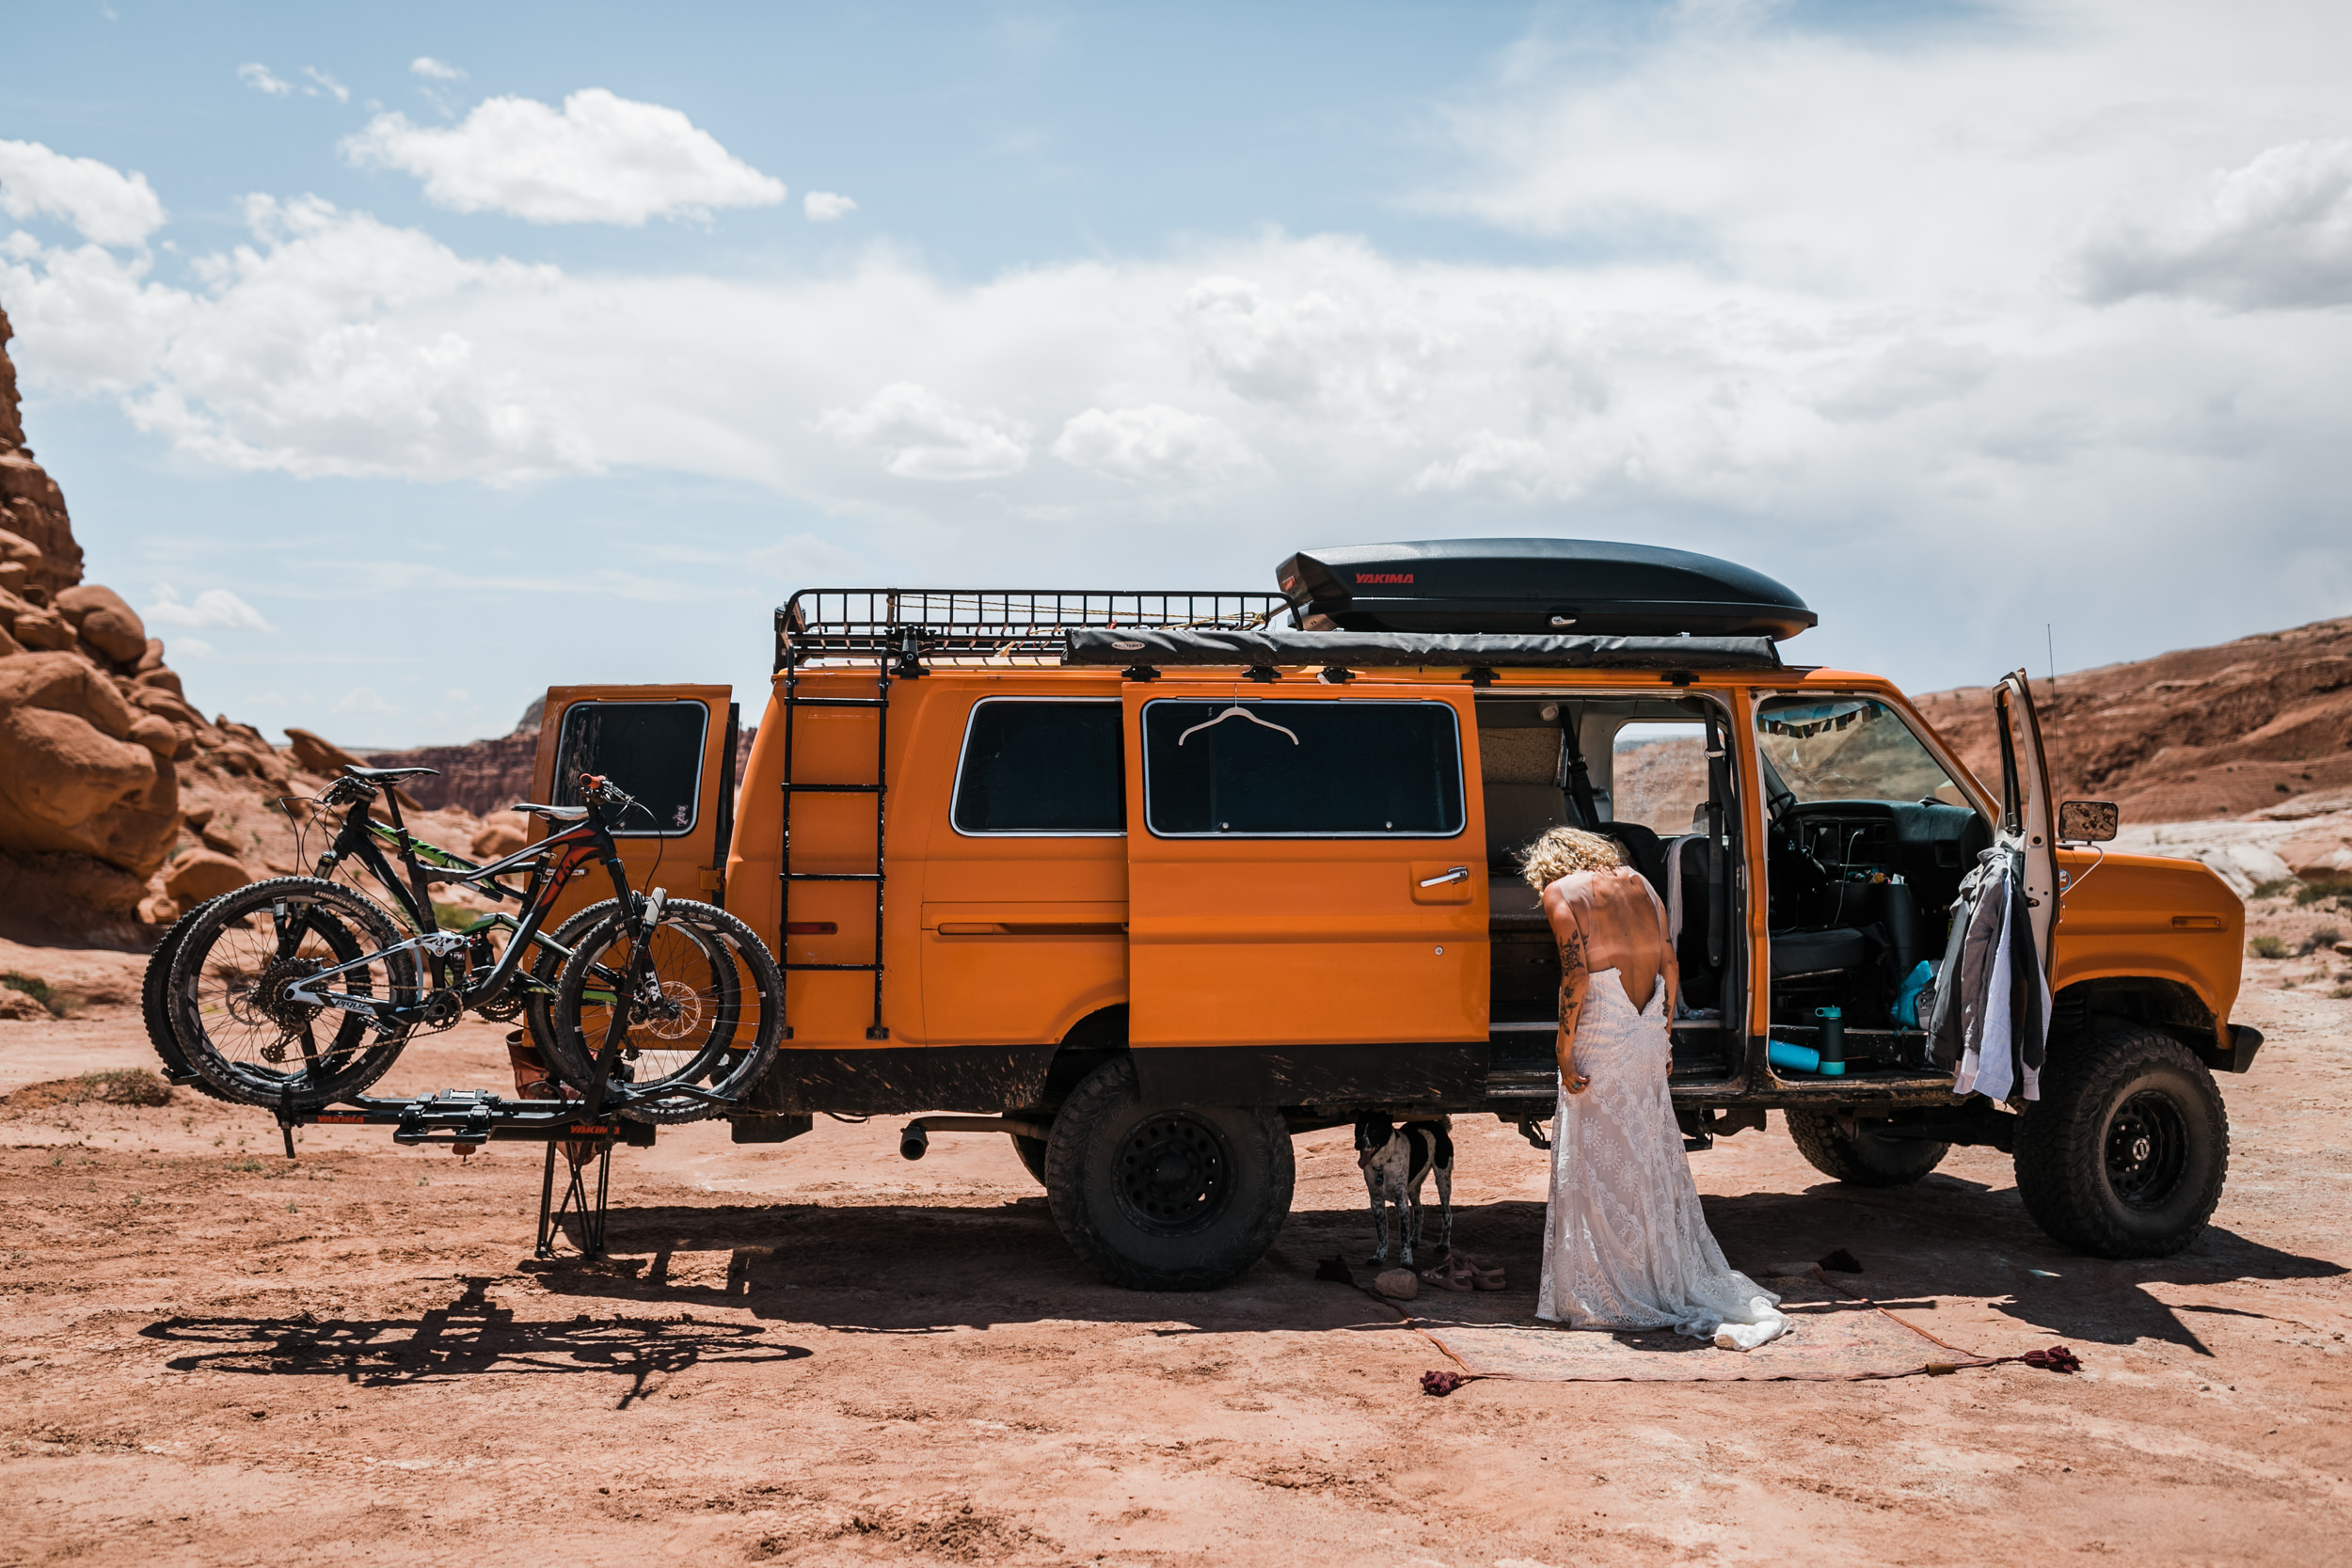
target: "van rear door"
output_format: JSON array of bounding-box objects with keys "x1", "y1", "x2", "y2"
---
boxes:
[
  {"x1": 1992, "y1": 670, "x2": 2058, "y2": 961},
  {"x1": 530, "y1": 685, "x2": 739, "y2": 924},
  {"x1": 1120, "y1": 681, "x2": 1488, "y2": 1106}
]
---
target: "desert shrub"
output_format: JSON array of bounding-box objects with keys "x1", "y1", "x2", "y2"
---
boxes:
[
  {"x1": 2300, "y1": 926, "x2": 2344, "y2": 956},
  {"x1": 2249, "y1": 935, "x2": 2287, "y2": 959},
  {"x1": 2295, "y1": 883, "x2": 2337, "y2": 906},
  {"x1": 2251, "y1": 879, "x2": 2298, "y2": 900},
  {"x1": 5, "y1": 1069, "x2": 171, "y2": 1111},
  {"x1": 0, "y1": 973, "x2": 69, "y2": 1019}
]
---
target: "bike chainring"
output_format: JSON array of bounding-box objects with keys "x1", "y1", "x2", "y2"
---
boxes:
[{"x1": 470, "y1": 991, "x2": 525, "y2": 1022}]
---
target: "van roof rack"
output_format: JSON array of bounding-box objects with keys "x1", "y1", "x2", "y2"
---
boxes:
[{"x1": 776, "y1": 589, "x2": 1292, "y2": 673}]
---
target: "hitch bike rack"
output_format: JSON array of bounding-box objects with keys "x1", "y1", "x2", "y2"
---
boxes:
[{"x1": 270, "y1": 1087, "x2": 658, "y2": 1261}]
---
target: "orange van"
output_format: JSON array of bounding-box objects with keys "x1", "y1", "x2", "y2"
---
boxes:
[{"x1": 529, "y1": 541, "x2": 2255, "y2": 1289}]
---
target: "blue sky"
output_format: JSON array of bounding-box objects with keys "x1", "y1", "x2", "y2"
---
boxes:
[{"x1": 4, "y1": 1, "x2": 2349, "y2": 746}]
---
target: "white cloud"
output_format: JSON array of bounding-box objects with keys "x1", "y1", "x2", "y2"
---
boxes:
[
  {"x1": 142, "y1": 586, "x2": 275, "y2": 632},
  {"x1": 332, "y1": 687, "x2": 394, "y2": 717},
  {"x1": 302, "y1": 68, "x2": 350, "y2": 104},
  {"x1": 815, "y1": 383, "x2": 1030, "y2": 481},
  {"x1": 804, "y1": 191, "x2": 856, "y2": 222},
  {"x1": 0, "y1": 140, "x2": 165, "y2": 246},
  {"x1": 237, "y1": 63, "x2": 291, "y2": 98},
  {"x1": 1, "y1": 194, "x2": 594, "y2": 481},
  {"x1": 8, "y1": 3, "x2": 2352, "y2": 698},
  {"x1": 409, "y1": 57, "x2": 466, "y2": 82},
  {"x1": 170, "y1": 637, "x2": 215, "y2": 658},
  {"x1": 1053, "y1": 404, "x2": 1256, "y2": 486},
  {"x1": 341, "y1": 88, "x2": 787, "y2": 226},
  {"x1": 2073, "y1": 139, "x2": 2352, "y2": 310}
]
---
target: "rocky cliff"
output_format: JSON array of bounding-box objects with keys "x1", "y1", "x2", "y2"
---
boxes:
[
  {"x1": 0, "y1": 307, "x2": 489, "y2": 942},
  {"x1": 362, "y1": 718, "x2": 755, "y2": 820},
  {"x1": 1915, "y1": 616, "x2": 2352, "y2": 823}
]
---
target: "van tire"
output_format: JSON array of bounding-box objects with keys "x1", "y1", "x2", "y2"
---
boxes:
[
  {"x1": 1043, "y1": 1056, "x2": 1294, "y2": 1291},
  {"x1": 1785, "y1": 1108, "x2": 1949, "y2": 1186},
  {"x1": 2015, "y1": 1022, "x2": 2228, "y2": 1259}
]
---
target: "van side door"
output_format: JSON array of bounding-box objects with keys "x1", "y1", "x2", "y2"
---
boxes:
[
  {"x1": 530, "y1": 684, "x2": 739, "y2": 925},
  {"x1": 1120, "y1": 680, "x2": 1488, "y2": 1106}
]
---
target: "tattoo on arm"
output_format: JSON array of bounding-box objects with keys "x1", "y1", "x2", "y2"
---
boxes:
[{"x1": 1556, "y1": 927, "x2": 1590, "y2": 1078}]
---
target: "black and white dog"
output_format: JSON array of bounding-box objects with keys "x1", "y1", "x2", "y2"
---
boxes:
[{"x1": 1355, "y1": 1115, "x2": 1454, "y2": 1268}]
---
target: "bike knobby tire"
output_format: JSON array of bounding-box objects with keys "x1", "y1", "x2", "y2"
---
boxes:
[
  {"x1": 548, "y1": 898, "x2": 783, "y2": 1123},
  {"x1": 167, "y1": 877, "x2": 421, "y2": 1110},
  {"x1": 142, "y1": 895, "x2": 238, "y2": 1102}
]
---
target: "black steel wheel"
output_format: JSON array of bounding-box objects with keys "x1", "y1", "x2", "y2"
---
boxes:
[
  {"x1": 1112, "y1": 1112, "x2": 1235, "y2": 1233},
  {"x1": 1042, "y1": 1056, "x2": 1293, "y2": 1291},
  {"x1": 167, "y1": 877, "x2": 419, "y2": 1110},
  {"x1": 1785, "y1": 1107, "x2": 1949, "y2": 1186},
  {"x1": 2016, "y1": 1021, "x2": 2229, "y2": 1259}
]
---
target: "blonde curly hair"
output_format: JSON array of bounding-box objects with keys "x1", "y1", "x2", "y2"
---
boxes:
[{"x1": 1518, "y1": 826, "x2": 1624, "y2": 891}]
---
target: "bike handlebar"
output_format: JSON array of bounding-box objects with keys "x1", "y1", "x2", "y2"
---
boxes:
[{"x1": 577, "y1": 772, "x2": 639, "y2": 821}]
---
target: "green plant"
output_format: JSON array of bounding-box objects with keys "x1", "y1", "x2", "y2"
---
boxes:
[
  {"x1": 2302, "y1": 926, "x2": 2344, "y2": 956},
  {"x1": 0, "y1": 972, "x2": 69, "y2": 1019},
  {"x1": 2249, "y1": 935, "x2": 2287, "y2": 959},
  {"x1": 2332, "y1": 986, "x2": 2352, "y2": 1000},
  {"x1": 2295, "y1": 883, "x2": 2336, "y2": 907},
  {"x1": 2251, "y1": 879, "x2": 2298, "y2": 900}
]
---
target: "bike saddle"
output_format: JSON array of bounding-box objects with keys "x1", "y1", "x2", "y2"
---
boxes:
[
  {"x1": 514, "y1": 801, "x2": 591, "y2": 821},
  {"x1": 342, "y1": 764, "x2": 441, "y2": 781}
]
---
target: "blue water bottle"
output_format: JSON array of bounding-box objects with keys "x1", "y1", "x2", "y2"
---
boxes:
[{"x1": 1814, "y1": 1006, "x2": 1846, "y2": 1076}]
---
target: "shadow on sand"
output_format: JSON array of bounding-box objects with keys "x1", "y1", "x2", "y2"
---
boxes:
[{"x1": 140, "y1": 1275, "x2": 811, "y2": 1405}]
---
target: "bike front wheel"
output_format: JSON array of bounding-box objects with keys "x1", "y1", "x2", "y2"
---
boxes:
[
  {"x1": 167, "y1": 877, "x2": 421, "y2": 1110},
  {"x1": 548, "y1": 898, "x2": 782, "y2": 1123}
]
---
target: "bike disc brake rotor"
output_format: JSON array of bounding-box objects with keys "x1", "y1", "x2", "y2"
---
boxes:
[{"x1": 631, "y1": 977, "x2": 706, "y2": 1043}]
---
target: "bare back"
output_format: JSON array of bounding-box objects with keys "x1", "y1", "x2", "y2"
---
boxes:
[{"x1": 1541, "y1": 865, "x2": 1677, "y2": 1089}]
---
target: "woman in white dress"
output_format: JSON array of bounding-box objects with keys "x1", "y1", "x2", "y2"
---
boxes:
[{"x1": 1527, "y1": 828, "x2": 1790, "y2": 1352}]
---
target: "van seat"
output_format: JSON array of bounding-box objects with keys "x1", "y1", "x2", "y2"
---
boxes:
[
  {"x1": 1490, "y1": 876, "x2": 1549, "y2": 933},
  {"x1": 1485, "y1": 782, "x2": 1670, "y2": 900},
  {"x1": 1770, "y1": 927, "x2": 1869, "y2": 978}
]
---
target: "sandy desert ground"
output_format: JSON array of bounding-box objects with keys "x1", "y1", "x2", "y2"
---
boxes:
[{"x1": 2, "y1": 930, "x2": 2348, "y2": 1566}]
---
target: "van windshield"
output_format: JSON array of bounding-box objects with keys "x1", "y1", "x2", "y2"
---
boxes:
[{"x1": 1755, "y1": 696, "x2": 1966, "y2": 808}]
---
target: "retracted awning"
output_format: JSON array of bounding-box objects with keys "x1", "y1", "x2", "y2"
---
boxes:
[{"x1": 1061, "y1": 626, "x2": 1782, "y2": 670}]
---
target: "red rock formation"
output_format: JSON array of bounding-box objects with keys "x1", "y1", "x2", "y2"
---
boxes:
[
  {"x1": 0, "y1": 306, "x2": 362, "y2": 942},
  {"x1": 365, "y1": 717, "x2": 755, "y2": 817},
  {"x1": 1915, "y1": 616, "x2": 2352, "y2": 823}
]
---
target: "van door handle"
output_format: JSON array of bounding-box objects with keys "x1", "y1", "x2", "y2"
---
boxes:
[{"x1": 1419, "y1": 866, "x2": 1470, "y2": 888}]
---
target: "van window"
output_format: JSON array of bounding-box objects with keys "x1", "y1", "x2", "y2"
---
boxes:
[
  {"x1": 1142, "y1": 700, "x2": 1464, "y2": 837},
  {"x1": 1755, "y1": 695, "x2": 1966, "y2": 808},
  {"x1": 553, "y1": 700, "x2": 708, "y2": 834},
  {"x1": 952, "y1": 700, "x2": 1125, "y2": 834}
]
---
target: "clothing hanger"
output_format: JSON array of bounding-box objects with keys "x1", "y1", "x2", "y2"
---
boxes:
[{"x1": 1175, "y1": 705, "x2": 1300, "y2": 747}]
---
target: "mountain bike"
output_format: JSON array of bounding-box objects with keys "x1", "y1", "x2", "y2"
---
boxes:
[
  {"x1": 164, "y1": 765, "x2": 782, "y2": 1121},
  {"x1": 145, "y1": 774, "x2": 600, "y2": 1099}
]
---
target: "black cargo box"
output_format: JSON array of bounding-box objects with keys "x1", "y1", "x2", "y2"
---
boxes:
[{"x1": 1274, "y1": 538, "x2": 1816, "y2": 641}]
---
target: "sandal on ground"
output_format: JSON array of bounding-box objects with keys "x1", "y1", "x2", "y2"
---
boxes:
[
  {"x1": 1445, "y1": 1249, "x2": 1508, "y2": 1291},
  {"x1": 1418, "y1": 1255, "x2": 1476, "y2": 1292}
]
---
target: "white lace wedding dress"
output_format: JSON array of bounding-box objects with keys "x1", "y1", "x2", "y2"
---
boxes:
[{"x1": 1537, "y1": 967, "x2": 1792, "y2": 1351}]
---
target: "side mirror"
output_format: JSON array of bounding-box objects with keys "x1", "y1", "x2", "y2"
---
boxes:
[{"x1": 2058, "y1": 800, "x2": 2119, "y2": 843}]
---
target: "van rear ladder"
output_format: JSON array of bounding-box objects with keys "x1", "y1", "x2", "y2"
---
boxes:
[{"x1": 772, "y1": 590, "x2": 1289, "y2": 1043}]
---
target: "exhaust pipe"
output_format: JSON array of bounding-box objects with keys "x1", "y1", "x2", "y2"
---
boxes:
[{"x1": 897, "y1": 1115, "x2": 1052, "y2": 1162}]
